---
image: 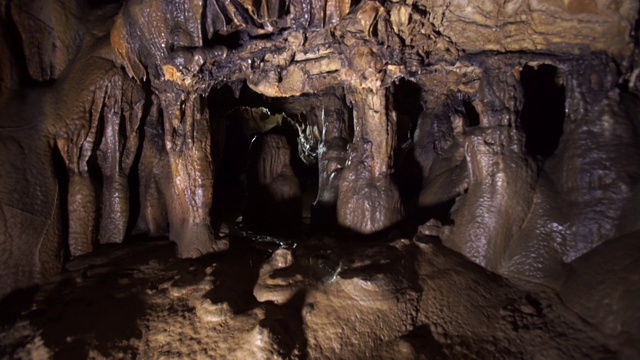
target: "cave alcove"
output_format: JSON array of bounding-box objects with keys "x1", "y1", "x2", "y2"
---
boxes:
[
  {"x1": 519, "y1": 64, "x2": 566, "y2": 160},
  {"x1": 209, "y1": 83, "x2": 318, "y2": 234},
  {"x1": 462, "y1": 99, "x2": 480, "y2": 127}
]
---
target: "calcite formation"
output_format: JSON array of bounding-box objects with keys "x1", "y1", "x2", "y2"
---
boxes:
[{"x1": 0, "y1": 0, "x2": 639, "y2": 355}]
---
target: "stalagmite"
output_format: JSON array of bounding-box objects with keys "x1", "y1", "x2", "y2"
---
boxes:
[
  {"x1": 337, "y1": 87, "x2": 402, "y2": 233},
  {"x1": 436, "y1": 64, "x2": 538, "y2": 271},
  {"x1": 501, "y1": 56, "x2": 640, "y2": 286},
  {"x1": 244, "y1": 133, "x2": 302, "y2": 231}
]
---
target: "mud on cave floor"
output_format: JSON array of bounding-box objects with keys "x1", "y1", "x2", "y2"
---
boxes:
[{"x1": 0, "y1": 229, "x2": 626, "y2": 359}]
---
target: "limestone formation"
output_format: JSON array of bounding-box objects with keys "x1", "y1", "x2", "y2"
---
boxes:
[{"x1": 1, "y1": 0, "x2": 640, "y2": 357}]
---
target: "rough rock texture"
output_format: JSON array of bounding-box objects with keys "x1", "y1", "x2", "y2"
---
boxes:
[
  {"x1": 420, "y1": 0, "x2": 637, "y2": 58},
  {"x1": 500, "y1": 57, "x2": 640, "y2": 286},
  {"x1": 96, "y1": 74, "x2": 145, "y2": 245},
  {"x1": 0, "y1": 0, "x2": 639, "y2": 354},
  {"x1": 560, "y1": 230, "x2": 640, "y2": 352},
  {"x1": 0, "y1": 99, "x2": 62, "y2": 301},
  {"x1": 0, "y1": 235, "x2": 631, "y2": 358},
  {"x1": 9, "y1": 0, "x2": 84, "y2": 81},
  {"x1": 134, "y1": 96, "x2": 172, "y2": 237},
  {"x1": 338, "y1": 87, "x2": 403, "y2": 234},
  {"x1": 442, "y1": 126, "x2": 537, "y2": 271}
]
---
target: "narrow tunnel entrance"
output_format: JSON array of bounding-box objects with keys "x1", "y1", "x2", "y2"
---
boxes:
[
  {"x1": 462, "y1": 100, "x2": 480, "y2": 127},
  {"x1": 209, "y1": 84, "x2": 314, "y2": 234},
  {"x1": 519, "y1": 64, "x2": 566, "y2": 159},
  {"x1": 391, "y1": 79, "x2": 423, "y2": 207}
]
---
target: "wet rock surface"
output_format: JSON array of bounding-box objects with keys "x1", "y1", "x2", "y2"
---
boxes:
[
  {"x1": 0, "y1": 232, "x2": 629, "y2": 359},
  {"x1": 1, "y1": 0, "x2": 640, "y2": 356}
]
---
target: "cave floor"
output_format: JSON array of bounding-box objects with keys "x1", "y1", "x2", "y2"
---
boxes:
[{"x1": 0, "y1": 229, "x2": 624, "y2": 359}]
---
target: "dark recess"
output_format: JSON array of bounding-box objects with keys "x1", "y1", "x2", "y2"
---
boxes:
[
  {"x1": 519, "y1": 64, "x2": 566, "y2": 159},
  {"x1": 391, "y1": 78, "x2": 422, "y2": 196},
  {"x1": 462, "y1": 99, "x2": 480, "y2": 127},
  {"x1": 52, "y1": 145, "x2": 70, "y2": 261},
  {"x1": 392, "y1": 79, "x2": 423, "y2": 145}
]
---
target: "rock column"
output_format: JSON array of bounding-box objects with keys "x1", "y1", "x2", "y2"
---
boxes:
[
  {"x1": 159, "y1": 90, "x2": 226, "y2": 257},
  {"x1": 337, "y1": 87, "x2": 402, "y2": 233},
  {"x1": 442, "y1": 66, "x2": 537, "y2": 270},
  {"x1": 244, "y1": 133, "x2": 302, "y2": 231}
]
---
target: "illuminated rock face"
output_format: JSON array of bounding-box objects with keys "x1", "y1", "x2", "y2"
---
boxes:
[{"x1": 0, "y1": 0, "x2": 639, "y2": 310}]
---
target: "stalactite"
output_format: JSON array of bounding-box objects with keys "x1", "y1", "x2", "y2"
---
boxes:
[
  {"x1": 1, "y1": 4, "x2": 639, "y2": 349},
  {"x1": 54, "y1": 79, "x2": 105, "y2": 257},
  {"x1": 96, "y1": 75, "x2": 145, "y2": 245}
]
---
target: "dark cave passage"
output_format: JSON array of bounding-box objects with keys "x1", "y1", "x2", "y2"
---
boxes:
[
  {"x1": 391, "y1": 79, "x2": 423, "y2": 208},
  {"x1": 462, "y1": 99, "x2": 480, "y2": 127},
  {"x1": 210, "y1": 84, "x2": 318, "y2": 235},
  {"x1": 519, "y1": 64, "x2": 566, "y2": 159},
  {"x1": 391, "y1": 79, "x2": 422, "y2": 146}
]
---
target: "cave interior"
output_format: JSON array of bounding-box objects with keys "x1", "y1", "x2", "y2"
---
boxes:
[{"x1": 1, "y1": 0, "x2": 640, "y2": 358}]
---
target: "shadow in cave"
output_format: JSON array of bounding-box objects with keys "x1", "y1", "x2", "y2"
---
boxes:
[
  {"x1": 51, "y1": 145, "x2": 70, "y2": 261},
  {"x1": 404, "y1": 196, "x2": 457, "y2": 241},
  {"x1": 392, "y1": 79, "x2": 424, "y2": 214},
  {"x1": 203, "y1": 236, "x2": 273, "y2": 314},
  {"x1": 25, "y1": 268, "x2": 147, "y2": 359},
  {"x1": 401, "y1": 324, "x2": 445, "y2": 358},
  {"x1": 18, "y1": 241, "x2": 181, "y2": 359},
  {"x1": 404, "y1": 94, "x2": 480, "y2": 232},
  {"x1": 124, "y1": 85, "x2": 156, "y2": 241},
  {"x1": 260, "y1": 290, "x2": 309, "y2": 359},
  {"x1": 0, "y1": 287, "x2": 42, "y2": 358},
  {"x1": 210, "y1": 84, "x2": 317, "y2": 236},
  {"x1": 0, "y1": 285, "x2": 40, "y2": 327}
]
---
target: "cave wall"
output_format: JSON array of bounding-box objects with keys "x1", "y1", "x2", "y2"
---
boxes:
[
  {"x1": 0, "y1": 0, "x2": 639, "y2": 297},
  {"x1": 422, "y1": 0, "x2": 637, "y2": 58},
  {"x1": 502, "y1": 56, "x2": 640, "y2": 286},
  {"x1": 415, "y1": 54, "x2": 640, "y2": 287}
]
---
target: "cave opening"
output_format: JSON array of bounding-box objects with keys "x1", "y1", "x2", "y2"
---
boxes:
[
  {"x1": 391, "y1": 79, "x2": 422, "y2": 148},
  {"x1": 519, "y1": 64, "x2": 566, "y2": 159},
  {"x1": 462, "y1": 99, "x2": 480, "y2": 127},
  {"x1": 390, "y1": 79, "x2": 423, "y2": 208},
  {"x1": 210, "y1": 84, "x2": 317, "y2": 235}
]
